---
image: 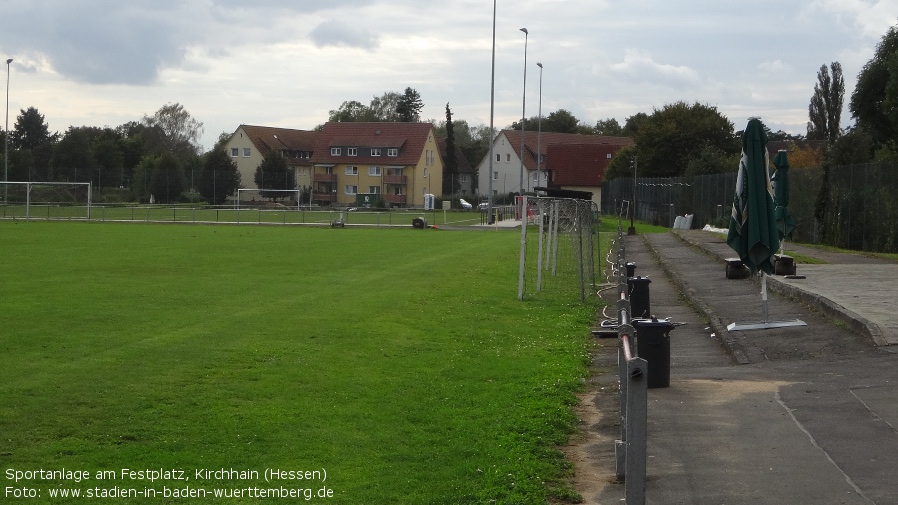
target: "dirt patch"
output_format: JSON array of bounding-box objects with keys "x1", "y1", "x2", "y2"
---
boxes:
[{"x1": 556, "y1": 342, "x2": 623, "y2": 504}]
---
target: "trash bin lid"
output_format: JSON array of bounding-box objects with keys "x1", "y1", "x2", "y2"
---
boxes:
[{"x1": 632, "y1": 317, "x2": 674, "y2": 329}]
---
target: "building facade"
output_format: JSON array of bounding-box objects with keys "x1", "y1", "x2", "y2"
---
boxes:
[
  {"x1": 476, "y1": 130, "x2": 633, "y2": 199},
  {"x1": 310, "y1": 122, "x2": 443, "y2": 207},
  {"x1": 223, "y1": 125, "x2": 318, "y2": 201}
]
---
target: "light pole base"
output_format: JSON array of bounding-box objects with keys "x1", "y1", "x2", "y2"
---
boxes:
[{"x1": 627, "y1": 226, "x2": 636, "y2": 236}]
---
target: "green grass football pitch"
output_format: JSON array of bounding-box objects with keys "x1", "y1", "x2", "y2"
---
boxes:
[{"x1": 0, "y1": 221, "x2": 602, "y2": 504}]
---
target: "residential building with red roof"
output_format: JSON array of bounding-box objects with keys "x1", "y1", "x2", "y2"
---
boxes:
[
  {"x1": 544, "y1": 143, "x2": 629, "y2": 208},
  {"x1": 310, "y1": 122, "x2": 443, "y2": 207},
  {"x1": 224, "y1": 125, "x2": 318, "y2": 200},
  {"x1": 476, "y1": 130, "x2": 633, "y2": 198}
]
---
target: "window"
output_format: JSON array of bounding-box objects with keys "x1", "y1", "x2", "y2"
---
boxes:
[
  {"x1": 243, "y1": 148, "x2": 251, "y2": 157},
  {"x1": 345, "y1": 166, "x2": 359, "y2": 175},
  {"x1": 345, "y1": 185, "x2": 358, "y2": 195},
  {"x1": 532, "y1": 172, "x2": 539, "y2": 182},
  {"x1": 348, "y1": 148, "x2": 358, "y2": 156},
  {"x1": 387, "y1": 148, "x2": 398, "y2": 157},
  {"x1": 230, "y1": 148, "x2": 238, "y2": 157},
  {"x1": 607, "y1": 153, "x2": 613, "y2": 159},
  {"x1": 368, "y1": 186, "x2": 381, "y2": 194},
  {"x1": 496, "y1": 154, "x2": 501, "y2": 162},
  {"x1": 460, "y1": 175, "x2": 468, "y2": 183},
  {"x1": 506, "y1": 154, "x2": 511, "y2": 162},
  {"x1": 493, "y1": 171, "x2": 498, "y2": 180},
  {"x1": 371, "y1": 148, "x2": 382, "y2": 157},
  {"x1": 368, "y1": 166, "x2": 381, "y2": 176},
  {"x1": 331, "y1": 147, "x2": 341, "y2": 156}
]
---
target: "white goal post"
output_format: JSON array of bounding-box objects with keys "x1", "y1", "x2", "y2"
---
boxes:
[{"x1": 0, "y1": 181, "x2": 92, "y2": 220}]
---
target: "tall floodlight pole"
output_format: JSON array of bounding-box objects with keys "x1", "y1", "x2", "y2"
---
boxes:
[
  {"x1": 536, "y1": 62, "x2": 543, "y2": 191},
  {"x1": 4, "y1": 58, "x2": 11, "y2": 205},
  {"x1": 486, "y1": 0, "x2": 497, "y2": 224},
  {"x1": 519, "y1": 28, "x2": 528, "y2": 196}
]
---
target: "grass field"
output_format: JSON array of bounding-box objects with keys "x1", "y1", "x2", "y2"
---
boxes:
[{"x1": 0, "y1": 221, "x2": 604, "y2": 504}]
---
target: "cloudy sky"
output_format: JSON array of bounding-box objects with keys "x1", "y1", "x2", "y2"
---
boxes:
[{"x1": 2, "y1": 0, "x2": 897, "y2": 150}]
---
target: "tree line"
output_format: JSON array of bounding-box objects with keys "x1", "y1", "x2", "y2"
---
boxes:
[{"x1": 4, "y1": 21, "x2": 898, "y2": 205}]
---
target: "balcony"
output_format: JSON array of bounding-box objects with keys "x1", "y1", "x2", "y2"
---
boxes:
[
  {"x1": 384, "y1": 175, "x2": 407, "y2": 185},
  {"x1": 313, "y1": 192, "x2": 337, "y2": 202},
  {"x1": 385, "y1": 194, "x2": 407, "y2": 205},
  {"x1": 314, "y1": 173, "x2": 337, "y2": 182}
]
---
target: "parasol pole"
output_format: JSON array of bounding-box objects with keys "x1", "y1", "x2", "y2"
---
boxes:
[{"x1": 761, "y1": 272, "x2": 769, "y2": 323}]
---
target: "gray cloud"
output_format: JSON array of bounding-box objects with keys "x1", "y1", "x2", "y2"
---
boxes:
[
  {"x1": 0, "y1": 1, "x2": 379, "y2": 86},
  {"x1": 310, "y1": 20, "x2": 380, "y2": 50}
]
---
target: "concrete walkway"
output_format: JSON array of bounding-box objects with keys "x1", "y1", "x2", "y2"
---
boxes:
[{"x1": 581, "y1": 230, "x2": 898, "y2": 504}]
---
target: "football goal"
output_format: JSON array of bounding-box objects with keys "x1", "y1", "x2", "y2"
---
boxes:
[
  {"x1": 235, "y1": 188, "x2": 303, "y2": 210},
  {"x1": 0, "y1": 182, "x2": 92, "y2": 220}
]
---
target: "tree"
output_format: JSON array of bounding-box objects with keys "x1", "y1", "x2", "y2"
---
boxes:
[
  {"x1": 142, "y1": 103, "x2": 204, "y2": 159},
  {"x1": 512, "y1": 109, "x2": 586, "y2": 134},
  {"x1": 807, "y1": 62, "x2": 844, "y2": 142},
  {"x1": 131, "y1": 156, "x2": 157, "y2": 202},
  {"x1": 328, "y1": 100, "x2": 375, "y2": 123},
  {"x1": 607, "y1": 102, "x2": 738, "y2": 179},
  {"x1": 198, "y1": 148, "x2": 242, "y2": 205},
  {"x1": 396, "y1": 87, "x2": 424, "y2": 122},
  {"x1": 622, "y1": 112, "x2": 651, "y2": 137},
  {"x1": 253, "y1": 151, "x2": 294, "y2": 200},
  {"x1": 595, "y1": 118, "x2": 624, "y2": 136},
  {"x1": 850, "y1": 24, "x2": 898, "y2": 150},
  {"x1": 10, "y1": 107, "x2": 56, "y2": 181},
  {"x1": 149, "y1": 152, "x2": 187, "y2": 204},
  {"x1": 443, "y1": 103, "x2": 458, "y2": 194},
  {"x1": 51, "y1": 127, "x2": 96, "y2": 183},
  {"x1": 369, "y1": 91, "x2": 402, "y2": 122},
  {"x1": 11, "y1": 107, "x2": 55, "y2": 150}
]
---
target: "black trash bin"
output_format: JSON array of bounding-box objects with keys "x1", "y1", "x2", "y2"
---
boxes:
[
  {"x1": 632, "y1": 318, "x2": 674, "y2": 389},
  {"x1": 627, "y1": 276, "x2": 651, "y2": 319},
  {"x1": 625, "y1": 262, "x2": 637, "y2": 278}
]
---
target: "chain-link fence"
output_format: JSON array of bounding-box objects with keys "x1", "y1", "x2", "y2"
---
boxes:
[
  {"x1": 602, "y1": 162, "x2": 898, "y2": 253},
  {"x1": 518, "y1": 197, "x2": 600, "y2": 303}
]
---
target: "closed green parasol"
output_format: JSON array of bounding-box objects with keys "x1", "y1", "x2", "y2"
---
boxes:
[
  {"x1": 727, "y1": 118, "x2": 780, "y2": 275},
  {"x1": 726, "y1": 119, "x2": 806, "y2": 331},
  {"x1": 772, "y1": 150, "x2": 796, "y2": 242}
]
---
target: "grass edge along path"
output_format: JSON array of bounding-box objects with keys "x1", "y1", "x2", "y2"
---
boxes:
[{"x1": 0, "y1": 221, "x2": 600, "y2": 504}]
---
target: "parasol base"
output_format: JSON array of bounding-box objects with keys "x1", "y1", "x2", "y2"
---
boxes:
[{"x1": 727, "y1": 319, "x2": 807, "y2": 332}]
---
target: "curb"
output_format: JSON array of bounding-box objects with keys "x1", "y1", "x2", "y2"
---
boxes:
[{"x1": 640, "y1": 233, "x2": 751, "y2": 365}]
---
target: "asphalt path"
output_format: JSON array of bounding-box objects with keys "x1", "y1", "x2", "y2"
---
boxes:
[{"x1": 582, "y1": 230, "x2": 898, "y2": 505}]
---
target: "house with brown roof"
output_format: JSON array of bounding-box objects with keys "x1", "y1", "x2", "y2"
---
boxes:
[
  {"x1": 310, "y1": 122, "x2": 443, "y2": 207},
  {"x1": 224, "y1": 125, "x2": 318, "y2": 199},
  {"x1": 476, "y1": 130, "x2": 633, "y2": 197},
  {"x1": 544, "y1": 143, "x2": 629, "y2": 208}
]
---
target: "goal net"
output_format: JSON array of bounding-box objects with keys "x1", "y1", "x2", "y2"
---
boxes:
[
  {"x1": 518, "y1": 197, "x2": 601, "y2": 303},
  {"x1": 0, "y1": 182, "x2": 92, "y2": 220}
]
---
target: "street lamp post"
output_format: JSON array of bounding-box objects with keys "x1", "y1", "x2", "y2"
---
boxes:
[
  {"x1": 519, "y1": 28, "x2": 528, "y2": 196},
  {"x1": 536, "y1": 62, "x2": 543, "y2": 191},
  {"x1": 486, "y1": 0, "x2": 497, "y2": 224},
  {"x1": 4, "y1": 58, "x2": 12, "y2": 205}
]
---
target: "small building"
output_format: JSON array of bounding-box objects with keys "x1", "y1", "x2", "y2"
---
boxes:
[{"x1": 310, "y1": 122, "x2": 443, "y2": 207}]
